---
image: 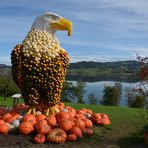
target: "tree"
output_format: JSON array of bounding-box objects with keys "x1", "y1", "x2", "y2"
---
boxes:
[
  {"x1": 61, "y1": 81, "x2": 85, "y2": 103},
  {"x1": 134, "y1": 56, "x2": 148, "y2": 107},
  {"x1": 88, "y1": 93, "x2": 97, "y2": 105},
  {"x1": 100, "y1": 82, "x2": 122, "y2": 106}
]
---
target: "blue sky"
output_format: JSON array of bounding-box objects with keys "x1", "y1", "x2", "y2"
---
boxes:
[{"x1": 0, "y1": 0, "x2": 148, "y2": 64}]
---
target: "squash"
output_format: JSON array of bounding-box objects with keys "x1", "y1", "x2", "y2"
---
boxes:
[
  {"x1": 47, "y1": 128, "x2": 67, "y2": 143},
  {"x1": 92, "y1": 113, "x2": 102, "y2": 123},
  {"x1": 11, "y1": 119, "x2": 20, "y2": 128},
  {"x1": 37, "y1": 124, "x2": 51, "y2": 135},
  {"x1": 84, "y1": 119, "x2": 93, "y2": 128},
  {"x1": 35, "y1": 119, "x2": 47, "y2": 130},
  {"x1": 70, "y1": 126, "x2": 82, "y2": 138},
  {"x1": 46, "y1": 114, "x2": 57, "y2": 127},
  {"x1": 2, "y1": 113, "x2": 12, "y2": 121},
  {"x1": 66, "y1": 134, "x2": 77, "y2": 141},
  {"x1": 82, "y1": 128, "x2": 93, "y2": 137},
  {"x1": 56, "y1": 112, "x2": 70, "y2": 122},
  {"x1": 19, "y1": 121, "x2": 34, "y2": 134},
  {"x1": 5, "y1": 114, "x2": 20, "y2": 124},
  {"x1": 0, "y1": 119, "x2": 5, "y2": 124},
  {"x1": 34, "y1": 134, "x2": 45, "y2": 144},
  {"x1": 6, "y1": 123, "x2": 15, "y2": 131},
  {"x1": 75, "y1": 113, "x2": 86, "y2": 120},
  {"x1": 0, "y1": 123, "x2": 9, "y2": 134},
  {"x1": 23, "y1": 114, "x2": 36, "y2": 126},
  {"x1": 74, "y1": 119, "x2": 85, "y2": 129},
  {"x1": 100, "y1": 118, "x2": 110, "y2": 125},
  {"x1": 59, "y1": 119, "x2": 73, "y2": 131},
  {"x1": 35, "y1": 114, "x2": 46, "y2": 122}
]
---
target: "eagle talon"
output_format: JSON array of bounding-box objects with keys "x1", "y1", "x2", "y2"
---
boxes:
[
  {"x1": 45, "y1": 107, "x2": 59, "y2": 116},
  {"x1": 27, "y1": 107, "x2": 37, "y2": 115}
]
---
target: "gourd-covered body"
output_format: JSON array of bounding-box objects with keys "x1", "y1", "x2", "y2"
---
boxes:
[{"x1": 11, "y1": 29, "x2": 70, "y2": 107}]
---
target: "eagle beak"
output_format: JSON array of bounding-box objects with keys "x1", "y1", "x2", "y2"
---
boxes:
[{"x1": 51, "y1": 18, "x2": 72, "y2": 36}]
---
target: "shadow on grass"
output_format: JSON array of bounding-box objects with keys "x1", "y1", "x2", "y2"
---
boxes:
[{"x1": 117, "y1": 128, "x2": 147, "y2": 148}]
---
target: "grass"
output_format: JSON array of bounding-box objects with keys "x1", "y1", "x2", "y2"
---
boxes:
[{"x1": 0, "y1": 96, "x2": 148, "y2": 147}]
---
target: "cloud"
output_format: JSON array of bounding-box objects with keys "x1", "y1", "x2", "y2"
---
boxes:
[{"x1": 1, "y1": 0, "x2": 148, "y2": 65}]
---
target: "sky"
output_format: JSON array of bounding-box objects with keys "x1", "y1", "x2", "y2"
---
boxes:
[{"x1": 0, "y1": 0, "x2": 148, "y2": 65}]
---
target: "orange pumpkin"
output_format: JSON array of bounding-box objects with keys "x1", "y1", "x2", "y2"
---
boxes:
[
  {"x1": 46, "y1": 115, "x2": 57, "y2": 127},
  {"x1": 92, "y1": 113, "x2": 102, "y2": 123},
  {"x1": 82, "y1": 128, "x2": 93, "y2": 137},
  {"x1": 2, "y1": 113, "x2": 12, "y2": 121},
  {"x1": 59, "y1": 119, "x2": 73, "y2": 131},
  {"x1": 56, "y1": 112, "x2": 70, "y2": 122},
  {"x1": 5, "y1": 114, "x2": 20, "y2": 123},
  {"x1": 84, "y1": 119, "x2": 93, "y2": 128},
  {"x1": 35, "y1": 119, "x2": 47, "y2": 130},
  {"x1": 100, "y1": 113, "x2": 109, "y2": 119},
  {"x1": 100, "y1": 118, "x2": 110, "y2": 125},
  {"x1": 0, "y1": 123, "x2": 9, "y2": 134},
  {"x1": 23, "y1": 114, "x2": 37, "y2": 126},
  {"x1": 76, "y1": 113, "x2": 86, "y2": 120},
  {"x1": 0, "y1": 119, "x2": 5, "y2": 124},
  {"x1": 66, "y1": 134, "x2": 77, "y2": 141},
  {"x1": 35, "y1": 114, "x2": 46, "y2": 122},
  {"x1": 37, "y1": 124, "x2": 51, "y2": 135},
  {"x1": 74, "y1": 119, "x2": 85, "y2": 129},
  {"x1": 87, "y1": 109, "x2": 93, "y2": 115},
  {"x1": 66, "y1": 107, "x2": 76, "y2": 118},
  {"x1": 70, "y1": 126, "x2": 82, "y2": 138},
  {"x1": 47, "y1": 128, "x2": 67, "y2": 143},
  {"x1": 19, "y1": 121, "x2": 34, "y2": 135},
  {"x1": 34, "y1": 134, "x2": 45, "y2": 144}
]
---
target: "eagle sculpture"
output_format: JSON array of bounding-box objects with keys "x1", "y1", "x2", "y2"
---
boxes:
[{"x1": 11, "y1": 12, "x2": 72, "y2": 115}]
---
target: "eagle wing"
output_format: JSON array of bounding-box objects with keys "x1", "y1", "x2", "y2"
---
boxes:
[{"x1": 11, "y1": 44, "x2": 23, "y2": 88}]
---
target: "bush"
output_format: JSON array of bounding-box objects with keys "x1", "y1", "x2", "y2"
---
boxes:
[
  {"x1": 88, "y1": 93, "x2": 97, "y2": 105},
  {"x1": 100, "y1": 82, "x2": 122, "y2": 106},
  {"x1": 127, "y1": 89, "x2": 145, "y2": 108}
]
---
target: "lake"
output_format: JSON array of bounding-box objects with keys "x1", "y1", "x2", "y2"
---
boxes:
[{"x1": 70, "y1": 81, "x2": 138, "y2": 106}]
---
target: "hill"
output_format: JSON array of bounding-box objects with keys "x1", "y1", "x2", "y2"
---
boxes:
[
  {"x1": 67, "y1": 60, "x2": 140, "y2": 82},
  {"x1": 0, "y1": 60, "x2": 141, "y2": 82}
]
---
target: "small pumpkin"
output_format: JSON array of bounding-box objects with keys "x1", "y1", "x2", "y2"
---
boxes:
[
  {"x1": 0, "y1": 119, "x2": 5, "y2": 124},
  {"x1": 66, "y1": 134, "x2": 77, "y2": 141},
  {"x1": 59, "y1": 119, "x2": 73, "y2": 131},
  {"x1": 74, "y1": 119, "x2": 85, "y2": 129},
  {"x1": 35, "y1": 119, "x2": 47, "y2": 130},
  {"x1": 84, "y1": 119, "x2": 93, "y2": 128},
  {"x1": 19, "y1": 121, "x2": 34, "y2": 135},
  {"x1": 101, "y1": 113, "x2": 109, "y2": 119},
  {"x1": 75, "y1": 113, "x2": 86, "y2": 120},
  {"x1": 37, "y1": 124, "x2": 51, "y2": 135},
  {"x1": 2, "y1": 113, "x2": 12, "y2": 121},
  {"x1": 34, "y1": 134, "x2": 45, "y2": 144},
  {"x1": 5, "y1": 114, "x2": 20, "y2": 123},
  {"x1": 87, "y1": 109, "x2": 92, "y2": 115},
  {"x1": 0, "y1": 123, "x2": 9, "y2": 134},
  {"x1": 56, "y1": 112, "x2": 70, "y2": 122},
  {"x1": 92, "y1": 113, "x2": 102, "y2": 123},
  {"x1": 6, "y1": 123, "x2": 15, "y2": 131},
  {"x1": 23, "y1": 114, "x2": 37, "y2": 126},
  {"x1": 100, "y1": 118, "x2": 110, "y2": 125},
  {"x1": 82, "y1": 128, "x2": 93, "y2": 137},
  {"x1": 47, "y1": 128, "x2": 67, "y2": 143},
  {"x1": 70, "y1": 126, "x2": 82, "y2": 138},
  {"x1": 11, "y1": 119, "x2": 20, "y2": 128},
  {"x1": 35, "y1": 114, "x2": 46, "y2": 122},
  {"x1": 46, "y1": 115, "x2": 57, "y2": 127}
]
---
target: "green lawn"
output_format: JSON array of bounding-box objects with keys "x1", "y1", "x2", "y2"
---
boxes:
[{"x1": 0, "y1": 96, "x2": 148, "y2": 147}]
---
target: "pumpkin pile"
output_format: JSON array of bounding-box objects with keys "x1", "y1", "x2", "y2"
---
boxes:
[{"x1": 0, "y1": 102, "x2": 110, "y2": 144}]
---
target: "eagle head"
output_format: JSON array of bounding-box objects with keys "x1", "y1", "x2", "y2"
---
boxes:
[{"x1": 31, "y1": 12, "x2": 72, "y2": 36}]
